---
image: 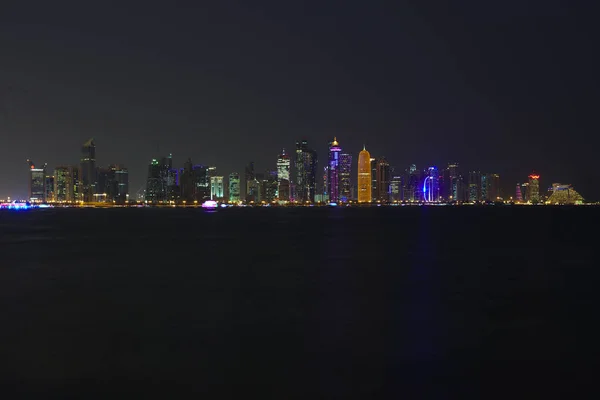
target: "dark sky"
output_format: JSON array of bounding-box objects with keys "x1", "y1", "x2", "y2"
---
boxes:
[{"x1": 1, "y1": 1, "x2": 597, "y2": 200}]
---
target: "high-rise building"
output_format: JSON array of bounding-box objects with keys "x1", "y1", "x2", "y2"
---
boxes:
[
  {"x1": 515, "y1": 183, "x2": 523, "y2": 202},
  {"x1": 327, "y1": 137, "x2": 342, "y2": 202},
  {"x1": 276, "y1": 150, "x2": 290, "y2": 201},
  {"x1": 528, "y1": 173, "x2": 540, "y2": 203},
  {"x1": 371, "y1": 157, "x2": 377, "y2": 200},
  {"x1": 45, "y1": 174, "x2": 55, "y2": 202},
  {"x1": 468, "y1": 171, "x2": 481, "y2": 202},
  {"x1": 490, "y1": 174, "x2": 500, "y2": 201},
  {"x1": 423, "y1": 166, "x2": 439, "y2": 202},
  {"x1": 339, "y1": 153, "x2": 352, "y2": 202},
  {"x1": 390, "y1": 175, "x2": 402, "y2": 202},
  {"x1": 448, "y1": 162, "x2": 459, "y2": 201},
  {"x1": 375, "y1": 156, "x2": 390, "y2": 202},
  {"x1": 229, "y1": 172, "x2": 240, "y2": 202},
  {"x1": 245, "y1": 161, "x2": 257, "y2": 202},
  {"x1": 210, "y1": 176, "x2": 224, "y2": 200},
  {"x1": 80, "y1": 138, "x2": 96, "y2": 202},
  {"x1": 27, "y1": 160, "x2": 46, "y2": 202},
  {"x1": 357, "y1": 146, "x2": 372, "y2": 203},
  {"x1": 54, "y1": 166, "x2": 72, "y2": 202},
  {"x1": 295, "y1": 140, "x2": 317, "y2": 203},
  {"x1": 114, "y1": 165, "x2": 129, "y2": 204}
]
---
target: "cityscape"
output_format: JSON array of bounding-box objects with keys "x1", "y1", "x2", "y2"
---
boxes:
[{"x1": 0, "y1": 137, "x2": 587, "y2": 208}]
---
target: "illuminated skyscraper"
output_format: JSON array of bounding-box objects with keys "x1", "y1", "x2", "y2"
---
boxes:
[
  {"x1": 448, "y1": 162, "x2": 459, "y2": 201},
  {"x1": 375, "y1": 156, "x2": 390, "y2": 202},
  {"x1": 295, "y1": 140, "x2": 317, "y2": 203},
  {"x1": 229, "y1": 172, "x2": 240, "y2": 202},
  {"x1": 515, "y1": 184, "x2": 523, "y2": 202},
  {"x1": 45, "y1": 174, "x2": 55, "y2": 202},
  {"x1": 27, "y1": 160, "x2": 46, "y2": 202},
  {"x1": 357, "y1": 146, "x2": 372, "y2": 203},
  {"x1": 210, "y1": 176, "x2": 224, "y2": 200},
  {"x1": 327, "y1": 137, "x2": 342, "y2": 202},
  {"x1": 277, "y1": 150, "x2": 290, "y2": 201},
  {"x1": 528, "y1": 173, "x2": 540, "y2": 203},
  {"x1": 114, "y1": 165, "x2": 129, "y2": 204},
  {"x1": 423, "y1": 166, "x2": 439, "y2": 202},
  {"x1": 468, "y1": 171, "x2": 481, "y2": 202},
  {"x1": 80, "y1": 138, "x2": 96, "y2": 202},
  {"x1": 54, "y1": 166, "x2": 71, "y2": 202},
  {"x1": 339, "y1": 153, "x2": 352, "y2": 202}
]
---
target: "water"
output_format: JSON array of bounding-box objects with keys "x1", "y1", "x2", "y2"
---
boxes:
[{"x1": 0, "y1": 207, "x2": 598, "y2": 398}]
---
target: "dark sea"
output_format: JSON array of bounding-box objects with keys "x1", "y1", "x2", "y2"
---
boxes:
[{"x1": 1, "y1": 206, "x2": 598, "y2": 398}]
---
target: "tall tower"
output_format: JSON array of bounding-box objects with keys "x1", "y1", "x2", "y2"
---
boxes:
[
  {"x1": 27, "y1": 160, "x2": 46, "y2": 202},
  {"x1": 229, "y1": 172, "x2": 240, "y2": 202},
  {"x1": 210, "y1": 176, "x2": 224, "y2": 200},
  {"x1": 327, "y1": 137, "x2": 342, "y2": 202},
  {"x1": 357, "y1": 146, "x2": 372, "y2": 203},
  {"x1": 515, "y1": 184, "x2": 523, "y2": 202},
  {"x1": 528, "y1": 173, "x2": 540, "y2": 203},
  {"x1": 276, "y1": 150, "x2": 290, "y2": 201},
  {"x1": 80, "y1": 138, "x2": 96, "y2": 202},
  {"x1": 375, "y1": 156, "x2": 390, "y2": 202},
  {"x1": 295, "y1": 140, "x2": 317, "y2": 203},
  {"x1": 423, "y1": 166, "x2": 439, "y2": 202},
  {"x1": 339, "y1": 153, "x2": 352, "y2": 202}
]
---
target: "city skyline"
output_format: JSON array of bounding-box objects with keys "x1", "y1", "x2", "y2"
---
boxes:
[
  {"x1": 1, "y1": 2, "x2": 596, "y2": 200},
  {"x1": 6, "y1": 136, "x2": 588, "y2": 204}
]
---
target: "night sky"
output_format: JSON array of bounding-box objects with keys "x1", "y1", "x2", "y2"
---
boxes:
[{"x1": 1, "y1": 1, "x2": 597, "y2": 200}]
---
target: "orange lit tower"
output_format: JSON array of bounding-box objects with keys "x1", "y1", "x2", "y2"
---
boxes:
[{"x1": 358, "y1": 146, "x2": 372, "y2": 203}]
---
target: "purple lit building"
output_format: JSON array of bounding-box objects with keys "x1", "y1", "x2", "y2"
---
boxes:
[{"x1": 327, "y1": 137, "x2": 341, "y2": 202}]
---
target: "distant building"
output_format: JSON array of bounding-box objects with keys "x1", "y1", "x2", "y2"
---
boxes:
[
  {"x1": 515, "y1": 183, "x2": 523, "y2": 202},
  {"x1": 375, "y1": 156, "x2": 390, "y2": 202},
  {"x1": 327, "y1": 137, "x2": 342, "y2": 202},
  {"x1": 229, "y1": 172, "x2": 240, "y2": 202},
  {"x1": 27, "y1": 160, "x2": 46, "y2": 202},
  {"x1": 45, "y1": 174, "x2": 55, "y2": 202},
  {"x1": 295, "y1": 140, "x2": 317, "y2": 203},
  {"x1": 80, "y1": 138, "x2": 96, "y2": 202},
  {"x1": 357, "y1": 146, "x2": 372, "y2": 203},
  {"x1": 547, "y1": 183, "x2": 584, "y2": 204},
  {"x1": 54, "y1": 166, "x2": 72, "y2": 202},
  {"x1": 527, "y1": 173, "x2": 540, "y2": 203},
  {"x1": 210, "y1": 176, "x2": 224, "y2": 200},
  {"x1": 423, "y1": 166, "x2": 439, "y2": 202},
  {"x1": 339, "y1": 153, "x2": 352, "y2": 202},
  {"x1": 390, "y1": 175, "x2": 402, "y2": 201},
  {"x1": 468, "y1": 171, "x2": 481, "y2": 202},
  {"x1": 277, "y1": 150, "x2": 291, "y2": 201}
]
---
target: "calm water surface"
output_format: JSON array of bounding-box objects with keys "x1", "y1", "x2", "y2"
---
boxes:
[{"x1": 0, "y1": 207, "x2": 598, "y2": 398}]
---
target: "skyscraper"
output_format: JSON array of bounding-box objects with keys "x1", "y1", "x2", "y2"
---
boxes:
[
  {"x1": 327, "y1": 137, "x2": 342, "y2": 202},
  {"x1": 245, "y1": 161, "x2": 257, "y2": 202},
  {"x1": 339, "y1": 153, "x2": 352, "y2": 202},
  {"x1": 80, "y1": 138, "x2": 96, "y2": 202},
  {"x1": 528, "y1": 173, "x2": 540, "y2": 203},
  {"x1": 357, "y1": 146, "x2": 372, "y2": 203},
  {"x1": 448, "y1": 162, "x2": 459, "y2": 201},
  {"x1": 229, "y1": 172, "x2": 240, "y2": 202},
  {"x1": 375, "y1": 156, "x2": 390, "y2": 202},
  {"x1": 516, "y1": 183, "x2": 523, "y2": 202},
  {"x1": 27, "y1": 160, "x2": 46, "y2": 202},
  {"x1": 276, "y1": 150, "x2": 290, "y2": 201},
  {"x1": 54, "y1": 166, "x2": 72, "y2": 202},
  {"x1": 468, "y1": 171, "x2": 481, "y2": 202},
  {"x1": 295, "y1": 140, "x2": 317, "y2": 203},
  {"x1": 423, "y1": 166, "x2": 439, "y2": 202},
  {"x1": 210, "y1": 176, "x2": 224, "y2": 200}
]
